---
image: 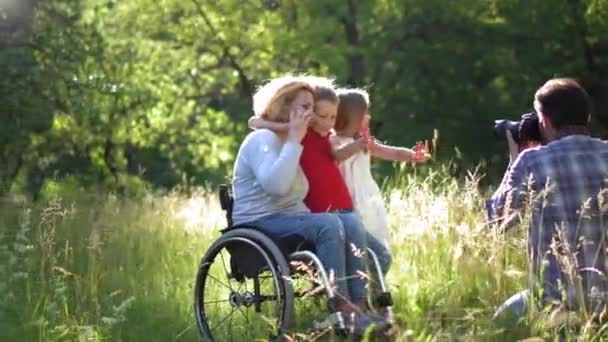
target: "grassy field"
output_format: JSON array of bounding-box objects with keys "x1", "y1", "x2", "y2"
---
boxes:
[{"x1": 0, "y1": 166, "x2": 603, "y2": 341}]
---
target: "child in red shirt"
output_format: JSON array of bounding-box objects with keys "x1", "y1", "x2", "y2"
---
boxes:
[{"x1": 299, "y1": 86, "x2": 353, "y2": 212}]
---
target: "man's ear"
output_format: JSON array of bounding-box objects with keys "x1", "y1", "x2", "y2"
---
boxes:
[
  {"x1": 537, "y1": 111, "x2": 557, "y2": 142},
  {"x1": 538, "y1": 111, "x2": 549, "y2": 128}
]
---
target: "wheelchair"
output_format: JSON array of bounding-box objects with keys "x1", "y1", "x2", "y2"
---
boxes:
[{"x1": 194, "y1": 185, "x2": 394, "y2": 341}]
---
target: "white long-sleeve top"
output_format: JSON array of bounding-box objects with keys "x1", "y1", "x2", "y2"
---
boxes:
[{"x1": 232, "y1": 129, "x2": 310, "y2": 225}]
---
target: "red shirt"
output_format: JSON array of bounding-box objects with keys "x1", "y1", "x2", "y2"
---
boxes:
[{"x1": 300, "y1": 129, "x2": 353, "y2": 212}]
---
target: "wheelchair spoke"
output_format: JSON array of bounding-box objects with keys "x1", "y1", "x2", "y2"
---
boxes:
[
  {"x1": 211, "y1": 307, "x2": 237, "y2": 333},
  {"x1": 203, "y1": 299, "x2": 230, "y2": 305},
  {"x1": 259, "y1": 273, "x2": 279, "y2": 300},
  {"x1": 206, "y1": 273, "x2": 232, "y2": 292},
  {"x1": 218, "y1": 249, "x2": 236, "y2": 291},
  {"x1": 228, "y1": 308, "x2": 234, "y2": 342},
  {"x1": 236, "y1": 307, "x2": 257, "y2": 336}
]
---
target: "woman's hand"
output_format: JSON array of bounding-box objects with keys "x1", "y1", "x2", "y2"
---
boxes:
[{"x1": 287, "y1": 108, "x2": 313, "y2": 143}]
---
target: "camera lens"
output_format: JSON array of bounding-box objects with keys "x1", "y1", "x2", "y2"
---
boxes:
[{"x1": 494, "y1": 119, "x2": 521, "y2": 143}]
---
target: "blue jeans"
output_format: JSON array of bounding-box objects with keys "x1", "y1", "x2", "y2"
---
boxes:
[
  {"x1": 249, "y1": 212, "x2": 350, "y2": 299},
  {"x1": 367, "y1": 234, "x2": 392, "y2": 275},
  {"x1": 333, "y1": 210, "x2": 369, "y2": 302}
]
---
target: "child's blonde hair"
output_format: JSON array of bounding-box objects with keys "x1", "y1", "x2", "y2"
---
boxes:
[
  {"x1": 253, "y1": 75, "x2": 315, "y2": 123},
  {"x1": 335, "y1": 88, "x2": 370, "y2": 132}
]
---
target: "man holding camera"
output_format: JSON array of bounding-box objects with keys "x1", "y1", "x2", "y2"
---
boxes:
[{"x1": 488, "y1": 78, "x2": 608, "y2": 321}]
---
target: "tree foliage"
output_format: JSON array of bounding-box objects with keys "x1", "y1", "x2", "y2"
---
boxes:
[{"x1": 1, "y1": 0, "x2": 607, "y2": 196}]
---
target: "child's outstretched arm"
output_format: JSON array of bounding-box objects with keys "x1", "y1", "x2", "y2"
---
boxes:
[
  {"x1": 369, "y1": 141, "x2": 430, "y2": 163},
  {"x1": 248, "y1": 116, "x2": 289, "y2": 132},
  {"x1": 331, "y1": 136, "x2": 367, "y2": 162}
]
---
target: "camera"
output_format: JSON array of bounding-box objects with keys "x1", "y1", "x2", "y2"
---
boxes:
[{"x1": 494, "y1": 112, "x2": 542, "y2": 144}]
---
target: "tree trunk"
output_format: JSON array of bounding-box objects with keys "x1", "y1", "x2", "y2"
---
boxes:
[
  {"x1": 342, "y1": 0, "x2": 366, "y2": 85},
  {"x1": 566, "y1": 0, "x2": 608, "y2": 134}
]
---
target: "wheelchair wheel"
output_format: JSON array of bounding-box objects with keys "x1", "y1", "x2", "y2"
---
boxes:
[{"x1": 194, "y1": 229, "x2": 294, "y2": 341}]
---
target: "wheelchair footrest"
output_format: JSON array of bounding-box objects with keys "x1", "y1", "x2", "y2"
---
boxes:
[
  {"x1": 311, "y1": 312, "x2": 346, "y2": 332},
  {"x1": 374, "y1": 292, "x2": 393, "y2": 307}
]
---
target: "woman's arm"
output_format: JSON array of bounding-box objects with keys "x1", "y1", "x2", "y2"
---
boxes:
[
  {"x1": 247, "y1": 109, "x2": 311, "y2": 195},
  {"x1": 249, "y1": 116, "x2": 289, "y2": 132},
  {"x1": 248, "y1": 133, "x2": 303, "y2": 195}
]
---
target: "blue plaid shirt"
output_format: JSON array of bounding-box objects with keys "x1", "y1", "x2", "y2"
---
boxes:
[{"x1": 487, "y1": 134, "x2": 608, "y2": 309}]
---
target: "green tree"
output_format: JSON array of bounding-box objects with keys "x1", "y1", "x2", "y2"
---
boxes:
[{"x1": 2, "y1": 0, "x2": 607, "y2": 196}]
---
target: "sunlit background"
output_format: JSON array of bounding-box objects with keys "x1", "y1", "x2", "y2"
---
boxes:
[{"x1": 1, "y1": 1, "x2": 607, "y2": 340}]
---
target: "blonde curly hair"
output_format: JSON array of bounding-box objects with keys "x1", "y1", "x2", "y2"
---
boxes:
[{"x1": 253, "y1": 75, "x2": 337, "y2": 122}]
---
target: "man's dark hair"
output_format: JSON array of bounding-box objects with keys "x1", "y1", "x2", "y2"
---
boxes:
[{"x1": 534, "y1": 78, "x2": 592, "y2": 130}]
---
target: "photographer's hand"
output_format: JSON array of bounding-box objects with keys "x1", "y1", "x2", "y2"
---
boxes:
[{"x1": 506, "y1": 131, "x2": 519, "y2": 163}]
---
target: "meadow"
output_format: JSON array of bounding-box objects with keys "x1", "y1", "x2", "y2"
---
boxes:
[{"x1": 1, "y1": 165, "x2": 602, "y2": 341}]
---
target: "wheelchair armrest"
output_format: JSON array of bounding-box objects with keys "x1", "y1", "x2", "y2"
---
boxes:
[{"x1": 219, "y1": 184, "x2": 233, "y2": 211}]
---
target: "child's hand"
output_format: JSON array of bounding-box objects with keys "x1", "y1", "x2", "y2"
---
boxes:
[
  {"x1": 355, "y1": 136, "x2": 367, "y2": 148},
  {"x1": 360, "y1": 126, "x2": 372, "y2": 146},
  {"x1": 249, "y1": 116, "x2": 262, "y2": 130},
  {"x1": 413, "y1": 141, "x2": 431, "y2": 163},
  {"x1": 361, "y1": 114, "x2": 370, "y2": 131}
]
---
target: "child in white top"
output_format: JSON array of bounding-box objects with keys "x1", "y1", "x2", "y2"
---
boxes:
[{"x1": 331, "y1": 88, "x2": 430, "y2": 273}]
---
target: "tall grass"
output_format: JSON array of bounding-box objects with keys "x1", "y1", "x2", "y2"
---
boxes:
[
  {"x1": 0, "y1": 166, "x2": 603, "y2": 341},
  {"x1": 0, "y1": 191, "x2": 217, "y2": 341}
]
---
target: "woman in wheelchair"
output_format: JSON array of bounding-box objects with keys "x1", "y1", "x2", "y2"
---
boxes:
[{"x1": 194, "y1": 76, "x2": 391, "y2": 340}]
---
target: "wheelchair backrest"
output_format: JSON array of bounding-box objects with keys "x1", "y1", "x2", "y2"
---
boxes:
[{"x1": 219, "y1": 184, "x2": 234, "y2": 227}]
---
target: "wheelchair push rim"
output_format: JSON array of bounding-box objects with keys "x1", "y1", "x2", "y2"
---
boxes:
[{"x1": 194, "y1": 235, "x2": 291, "y2": 341}]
